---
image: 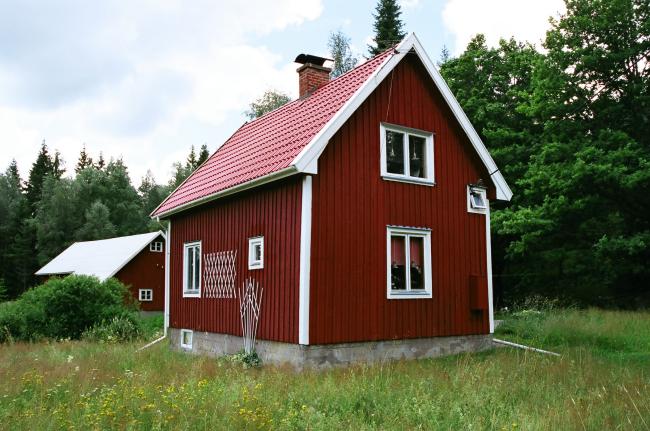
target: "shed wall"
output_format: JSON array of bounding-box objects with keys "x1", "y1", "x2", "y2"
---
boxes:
[
  {"x1": 115, "y1": 241, "x2": 165, "y2": 311},
  {"x1": 309, "y1": 55, "x2": 491, "y2": 344}
]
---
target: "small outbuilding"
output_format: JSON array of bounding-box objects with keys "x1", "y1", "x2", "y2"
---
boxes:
[
  {"x1": 35, "y1": 231, "x2": 165, "y2": 311},
  {"x1": 152, "y1": 33, "x2": 513, "y2": 366}
]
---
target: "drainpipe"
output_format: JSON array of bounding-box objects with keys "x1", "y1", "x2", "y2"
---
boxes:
[{"x1": 163, "y1": 218, "x2": 171, "y2": 337}]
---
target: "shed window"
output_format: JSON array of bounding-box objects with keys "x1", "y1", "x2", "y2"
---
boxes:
[
  {"x1": 150, "y1": 241, "x2": 164, "y2": 252},
  {"x1": 467, "y1": 186, "x2": 488, "y2": 214},
  {"x1": 183, "y1": 241, "x2": 201, "y2": 297},
  {"x1": 138, "y1": 289, "x2": 153, "y2": 301},
  {"x1": 381, "y1": 123, "x2": 434, "y2": 185},
  {"x1": 180, "y1": 329, "x2": 193, "y2": 349},
  {"x1": 387, "y1": 226, "x2": 432, "y2": 299},
  {"x1": 248, "y1": 237, "x2": 264, "y2": 270}
]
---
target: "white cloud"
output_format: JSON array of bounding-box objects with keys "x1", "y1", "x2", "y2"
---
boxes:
[
  {"x1": 0, "y1": 0, "x2": 322, "y2": 184},
  {"x1": 442, "y1": 0, "x2": 565, "y2": 54}
]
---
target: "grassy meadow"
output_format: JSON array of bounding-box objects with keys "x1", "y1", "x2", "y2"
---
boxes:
[{"x1": 1, "y1": 309, "x2": 649, "y2": 430}]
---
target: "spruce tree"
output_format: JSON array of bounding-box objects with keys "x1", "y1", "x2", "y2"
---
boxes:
[
  {"x1": 76, "y1": 144, "x2": 94, "y2": 173},
  {"x1": 95, "y1": 152, "x2": 106, "y2": 170},
  {"x1": 75, "y1": 201, "x2": 116, "y2": 241},
  {"x1": 197, "y1": 144, "x2": 210, "y2": 167},
  {"x1": 186, "y1": 145, "x2": 198, "y2": 170},
  {"x1": 368, "y1": 0, "x2": 406, "y2": 56},
  {"x1": 25, "y1": 141, "x2": 54, "y2": 214}
]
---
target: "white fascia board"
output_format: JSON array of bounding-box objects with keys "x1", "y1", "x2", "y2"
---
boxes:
[{"x1": 291, "y1": 33, "x2": 513, "y2": 202}]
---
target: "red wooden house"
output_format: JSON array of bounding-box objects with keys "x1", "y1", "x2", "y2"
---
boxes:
[
  {"x1": 35, "y1": 232, "x2": 166, "y2": 312},
  {"x1": 152, "y1": 34, "x2": 512, "y2": 366}
]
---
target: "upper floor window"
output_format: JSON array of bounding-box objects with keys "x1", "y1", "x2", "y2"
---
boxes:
[
  {"x1": 386, "y1": 226, "x2": 432, "y2": 299},
  {"x1": 467, "y1": 186, "x2": 488, "y2": 214},
  {"x1": 183, "y1": 241, "x2": 201, "y2": 297},
  {"x1": 150, "y1": 241, "x2": 163, "y2": 252},
  {"x1": 380, "y1": 123, "x2": 434, "y2": 185},
  {"x1": 248, "y1": 236, "x2": 264, "y2": 270}
]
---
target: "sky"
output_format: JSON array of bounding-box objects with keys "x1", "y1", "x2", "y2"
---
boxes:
[{"x1": 0, "y1": 0, "x2": 565, "y2": 186}]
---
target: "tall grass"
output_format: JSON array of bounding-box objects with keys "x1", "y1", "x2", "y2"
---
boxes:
[{"x1": 1, "y1": 309, "x2": 649, "y2": 430}]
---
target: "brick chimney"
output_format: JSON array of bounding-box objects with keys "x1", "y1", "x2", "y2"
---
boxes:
[{"x1": 295, "y1": 54, "x2": 332, "y2": 98}]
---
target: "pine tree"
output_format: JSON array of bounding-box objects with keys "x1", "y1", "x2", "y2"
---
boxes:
[
  {"x1": 368, "y1": 0, "x2": 406, "y2": 56},
  {"x1": 186, "y1": 145, "x2": 198, "y2": 170},
  {"x1": 328, "y1": 30, "x2": 358, "y2": 78},
  {"x1": 75, "y1": 201, "x2": 116, "y2": 241},
  {"x1": 95, "y1": 152, "x2": 106, "y2": 170},
  {"x1": 52, "y1": 150, "x2": 65, "y2": 178},
  {"x1": 25, "y1": 140, "x2": 54, "y2": 214},
  {"x1": 197, "y1": 144, "x2": 210, "y2": 167},
  {"x1": 76, "y1": 144, "x2": 94, "y2": 173}
]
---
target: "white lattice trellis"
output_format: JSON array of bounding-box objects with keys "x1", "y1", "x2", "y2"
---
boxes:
[
  {"x1": 203, "y1": 250, "x2": 237, "y2": 298},
  {"x1": 239, "y1": 278, "x2": 263, "y2": 354}
]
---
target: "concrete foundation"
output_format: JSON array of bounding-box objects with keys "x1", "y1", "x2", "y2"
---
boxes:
[{"x1": 168, "y1": 328, "x2": 493, "y2": 368}]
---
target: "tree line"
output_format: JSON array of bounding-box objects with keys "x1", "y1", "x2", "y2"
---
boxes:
[
  {"x1": 0, "y1": 142, "x2": 208, "y2": 299},
  {"x1": 440, "y1": 0, "x2": 649, "y2": 306}
]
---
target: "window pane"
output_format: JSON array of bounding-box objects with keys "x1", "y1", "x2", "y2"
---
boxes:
[
  {"x1": 409, "y1": 135, "x2": 426, "y2": 178},
  {"x1": 193, "y1": 246, "x2": 200, "y2": 289},
  {"x1": 471, "y1": 191, "x2": 485, "y2": 208},
  {"x1": 390, "y1": 235, "x2": 406, "y2": 290},
  {"x1": 386, "y1": 130, "x2": 405, "y2": 174},
  {"x1": 409, "y1": 237, "x2": 425, "y2": 290},
  {"x1": 186, "y1": 248, "x2": 193, "y2": 290},
  {"x1": 256, "y1": 244, "x2": 262, "y2": 261}
]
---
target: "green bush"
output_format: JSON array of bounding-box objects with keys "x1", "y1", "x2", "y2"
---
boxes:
[
  {"x1": 82, "y1": 314, "x2": 143, "y2": 343},
  {"x1": 0, "y1": 275, "x2": 136, "y2": 342}
]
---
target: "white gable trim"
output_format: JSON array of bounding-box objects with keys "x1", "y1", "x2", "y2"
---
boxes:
[{"x1": 291, "y1": 33, "x2": 512, "y2": 201}]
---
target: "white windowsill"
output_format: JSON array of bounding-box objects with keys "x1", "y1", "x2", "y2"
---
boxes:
[
  {"x1": 381, "y1": 174, "x2": 435, "y2": 187},
  {"x1": 183, "y1": 291, "x2": 200, "y2": 298},
  {"x1": 388, "y1": 291, "x2": 433, "y2": 300}
]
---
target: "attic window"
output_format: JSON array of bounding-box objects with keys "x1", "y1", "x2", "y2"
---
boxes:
[
  {"x1": 380, "y1": 123, "x2": 434, "y2": 185},
  {"x1": 248, "y1": 237, "x2": 264, "y2": 270},
  {"x1": 467, "y1": 186, "x2": 488, "y2": 214},
  {"x1": 386, "y1": 226, "x2": 432, "y2": 299},
  {"x1": 150, "y1": 241, "x2": 163, "y2": 252}
]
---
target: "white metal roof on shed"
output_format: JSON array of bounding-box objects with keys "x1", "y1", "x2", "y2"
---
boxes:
[{"x1": 35, "y1": 231, "x2": 163, "y2": 281}]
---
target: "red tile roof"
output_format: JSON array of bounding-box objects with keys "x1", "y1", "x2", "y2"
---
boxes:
[{"x1": 152, "y1": 49, "x2": 394, "y2": 217}]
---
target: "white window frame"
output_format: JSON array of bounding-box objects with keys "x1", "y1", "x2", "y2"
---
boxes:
[
  {"x1": 180, "y1": 329, "x2": 193, "y2": 350},
  {"x1": 380, "y1": 122, "x2": 435, "y2": 186},
  {"x1": 467, "y1": 185, "x2": 488, "y2": 214},
  {"x1": 386, "y1": 226, "x2": 432, "y2": 299},
  {"x1": 248, "y1": 236, "x2": 264, "y2": 270},
  {"x1": 149, "y1": 241, "x2": 164, "y2": 252},
  {"x1": 138, "y1": 289, "x2": 153, "y2": 302},
  {"x1": 182, "y1": 241, "x2": 201, "y2": 298}
]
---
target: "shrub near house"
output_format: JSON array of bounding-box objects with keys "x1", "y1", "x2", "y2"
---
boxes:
[{"x1": 0, "y1": 275, "x2": 137, "y2": 342}]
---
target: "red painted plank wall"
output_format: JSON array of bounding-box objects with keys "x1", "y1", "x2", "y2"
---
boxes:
[
  {"x1": 116, "y1": 242, "x2": 165, "y2": 311},
  {"x1": 309, "y1": 55, "x2": 491, "y2": 344},
  {"x1": 169, "y1": 177, "x2": 302, "y2": 344}
]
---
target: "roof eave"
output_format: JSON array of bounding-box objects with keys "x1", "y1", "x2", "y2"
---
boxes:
[{"x1": 152, "y1": 166, "x2": 300, "y2": 219}]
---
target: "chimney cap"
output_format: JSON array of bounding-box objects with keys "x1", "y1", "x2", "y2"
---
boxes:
[{"x1": 294, "y1": 53, "x2": 332, "y2": 66}]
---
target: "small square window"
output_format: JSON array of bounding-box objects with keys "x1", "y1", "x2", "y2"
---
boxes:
[
  {"x1": 467, "y1": 186, "x2": 488, "y2": 213},
  {"x1": 248, "y1": 237, "x2": 264, "y2": 269},
  {"x1": 387, "y1": 226, "x2": 432, "y2": 299},
  {"x1": 150, "y1": 241, "x2": 164, "y2": 252},
  {"x1": 180, "y1": 329, "x2": 193, "y2": 350},
  {"x1": 138, "y1": 289, "x2": 153, "y2": 301},
  {"x1": 380, "y1": 123, "x2": 434, "y2": 185}
]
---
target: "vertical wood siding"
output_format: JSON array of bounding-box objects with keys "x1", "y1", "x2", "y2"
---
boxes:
[
  {"x1": 309, "y1": 55, "x2": 492, "y2": 344},
  {"x1": 115, "y1": 242, "x2": 165, "y2": 312},
  {"x1": 169, "y1": 177, "x2": 302, "y2": 344}
]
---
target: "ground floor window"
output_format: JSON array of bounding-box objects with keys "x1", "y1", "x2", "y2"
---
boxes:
[
  {"x1": 183, "y1": 241, "x2": 201, "y2": 297},
  {"x1": 138, "y1": 289, "x2": 153, "y2": 301},
  {"x1": 180, "y1": 329, "x2": 193, "y2": 349},
  {"x1": 386, "y1": 226, "x2": 432, "y2": 299}
]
